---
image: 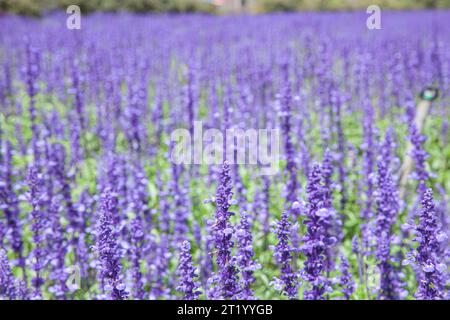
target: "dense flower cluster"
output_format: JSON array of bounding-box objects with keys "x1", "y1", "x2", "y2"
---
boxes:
[
  {"x1": 404, "y1": 189, "x2": 447, "y2": 300},
  {"x1": 301, "y1": 164, "x2": 335, "y2": 300},
  {"x1": 338, "y1": 256, "x2": 354, "y2": 300},
  {"x1": 26, "y1": 166, "x2": 46, "y2": 299},
  {"x1": 0, "y1": 248, "x2": 16, "y2": 299},
  {"x1": 96, "y1": 189, "x2": 128, "y2": 300},
  {"x1": 375, "y1": 158, "x2": 401, "y2": 299},
  {"x1": 176, "y1": 240, "x2": 201, "y2": 300},
  {"x1": 236, "y1": 211, "x2": 260, "y2": 299},
  {"x1": 271, "y1": 211, "x2": 298, "y2": 299}
]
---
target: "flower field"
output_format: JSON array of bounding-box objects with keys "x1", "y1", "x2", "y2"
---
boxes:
[{"x1": 0, "y1": 10, "x2": 449, "y2": 300}]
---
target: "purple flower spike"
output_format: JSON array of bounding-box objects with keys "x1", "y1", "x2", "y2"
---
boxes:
[
  {"x1": 301, "y1": 163, "x2": 334, "y2": 300},
  {"x1": 406, "y1": 189, "x2": 447, "y2": 300},
  {"x1": 26, "y1": 166, "x2": 46, "y2": 299},
  {"x1": 375, "y1": 157, "x2": 403, "y2": 299},
  {"x1": 236, "y1": 211, "x2": 260, "y2": 299},
  {"x1": 338, "y1": 256, "x2": 354, "y2": 300},
  {"x1": 212, "y1": 161, "x2": 239, "y2": 299},
  {"x1": 271, "y1": 211, "x2": 298, "y2": 299},
  {"x1": 0, "y1": 249, "x2": 16, "y2": 299},
  {"x1": 96, "y1": 188, "x2": 128, "y2": 300},
  {"x1": 176, "y1": 240, "x2": 201, "y2": 300}
]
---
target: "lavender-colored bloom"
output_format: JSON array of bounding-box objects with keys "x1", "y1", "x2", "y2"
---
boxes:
[
  {"x1": 301, "y1": 164, "x2": 333, "y2": 300},
  {"x1": 338, "y1": 256, "x2": 354, "y2": 300},
  {"x1": 26, "y1": 166, "x2": 46, "y2": 299},
  {"x1": 0, "y1": 249, "x2": 16, "y2": 299},
  {"x1": 405, "y1": 189, "x2": 447, "y2": 300},
  {"x1": 95, "y1": 188, "x2": 128, "y2": 300},
  {"x1": 0, "y1": 141, "x2": 24, "y2": 271},
  {"x1": 271, "y1": 211, "x2": 298, "y2": 299},
  {"x1": 212, "y1": 161, "x2": 239, "y2": 299},
  {"x1": 375, "y1": 158, "x2": 402, "y2": 299},
  {"x1": 214, "y1": 162, "x2": 234, "y2": 249},
  {"x1": 236, "y1": 212, "x2": 260, "y2": 299},
  {"x1": 176, "y1": 240, "x2": 201, "y2": 300}
]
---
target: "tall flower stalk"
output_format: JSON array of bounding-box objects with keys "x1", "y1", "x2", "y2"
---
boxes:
[
  {"x1": 176, "y1": 240, "x2": 201, "y2": 300},
  {"x1": 26, "y1": 166, "x2": 46, "y2": 299},
  {"x1": 301, "y1": 164, "x2": 334, "y2": 300},
  {"x1": 271, "y1": 210, "x2": 298, "y2": 299},
  {"x1": 95, "y1": 188, "x2": 128, "y2": 300},
  {"x1": 375, "y1": 157, "x2": 403, "y2": 299},
  {"x1": 236, "y1": 211, "x2": 260, "y2": 299},
  {"x1": 404, "y1": 188, "x2": 447, "y2": 300},
  {"x1": 0, "y1": 249, "x2": 16, "y2": 299},
  {"x1": 212, "y1": 161, "x2": 239, "y2": 299},
  {"x1": 338, "y1": 256, "x2": 354, "y2": 300}
]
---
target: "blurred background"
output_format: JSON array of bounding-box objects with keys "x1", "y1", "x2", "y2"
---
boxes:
[{"x1": 1, "y1": 0, "x2": 450, "y2": 16}]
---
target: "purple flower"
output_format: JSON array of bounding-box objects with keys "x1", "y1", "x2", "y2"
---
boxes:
[
  {"x1": 211, "y1": 161, "x2": 239, "y2": 299},
  {"x1": 374, "y1": 157, "x2": 403, "y2": 299},
  {"x1": 406, "y1": 188, "x2": 446, "y2": 300},
  {"x1": 176, "y1": 240, "x2": 201, "y2": 300},
  {"x1": 271, "y1": 211, "x2": 298, "y2": 299},
  {"x1": 236, "y1": 211, "x2": 260, "y2": 299},
  {"x1": 338, "y1": 256, "x2": 354, "y2": 300},
  {"x1": 26, "y1": 166, "x2": 46, "y2": 299},
  {"x1": 301, "y1": 163, "x2": 334, "y2": 300},
  {"x1": 0, "y1": 141, "x2": 24, "y2": 272},
  {"x1": 0, "y1": 248, "x2": 16, "y2": 299},
  {"x1": 95, "y1": 188, "x2": 128, "y2": 300}
]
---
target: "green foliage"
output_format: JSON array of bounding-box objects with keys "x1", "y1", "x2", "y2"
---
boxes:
[
  {"x1": 258, "y1": 0, "x2": 300, "y2": 12},
  {"x1": 2, "y1": 0, "x2": 450, "y2": 16},
  {"x1": 0, "y1": 0, "x2": 217, "y2": 16}
]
